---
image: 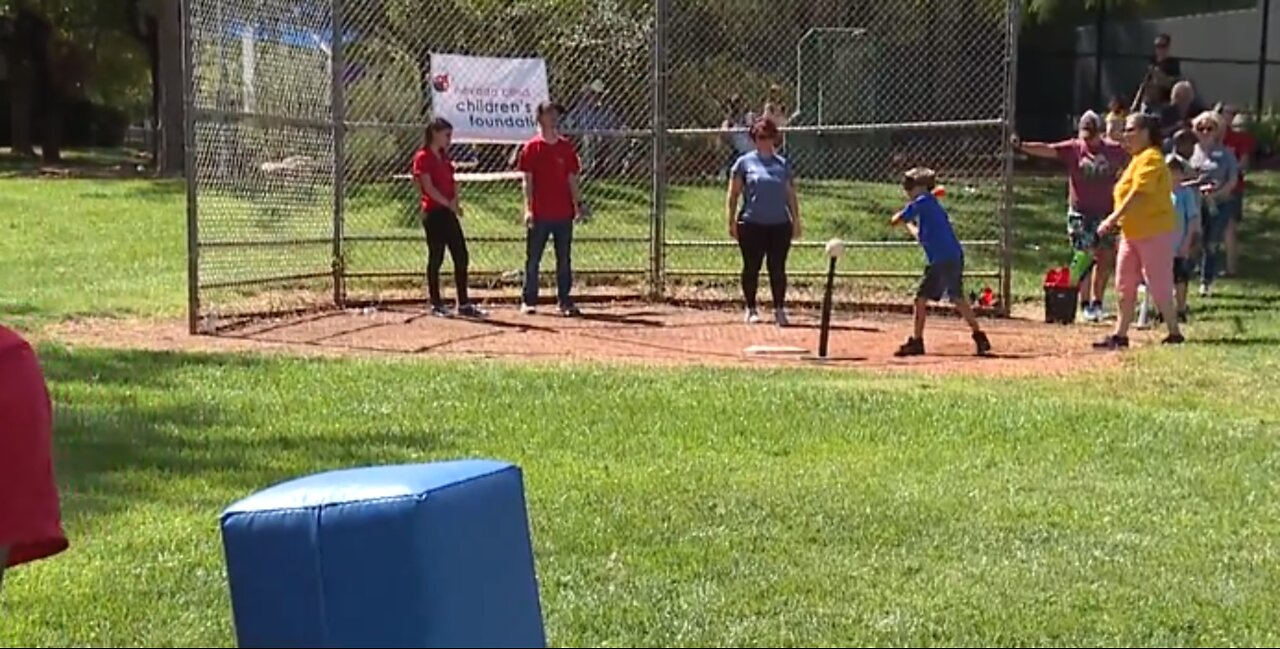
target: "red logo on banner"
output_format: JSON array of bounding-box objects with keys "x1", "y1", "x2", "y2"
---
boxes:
[{"x1": 431, "y1": 73, "x2": 450, "y2": 93}]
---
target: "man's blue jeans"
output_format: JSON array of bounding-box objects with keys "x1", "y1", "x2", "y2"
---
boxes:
[{"x1": 523, "y1": 220, "x2": 574, "y2": 307}]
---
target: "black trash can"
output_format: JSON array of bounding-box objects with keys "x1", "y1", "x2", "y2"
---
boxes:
[{"x1": 1044, "y1": 287, "x2": 1079, "y2": 325}]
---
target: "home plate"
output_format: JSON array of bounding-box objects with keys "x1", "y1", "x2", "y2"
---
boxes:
[{"x1": 744, "y1": 345, "x2": 809, "y2": 356}]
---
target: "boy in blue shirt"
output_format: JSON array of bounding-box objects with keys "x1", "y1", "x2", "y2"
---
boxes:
[
  {"x1": 1167, "y1": 154, "x2": 1201, "y2": 322},
  {"x1": 890, "y1": 167, "x2": 992, "y2": 357}
]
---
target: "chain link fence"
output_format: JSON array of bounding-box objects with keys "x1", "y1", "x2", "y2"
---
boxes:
[{"x1": 184, "y1": 0, "x2": 1020, "y2": 333}]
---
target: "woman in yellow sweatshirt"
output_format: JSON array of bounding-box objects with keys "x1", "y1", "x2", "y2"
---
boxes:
[{"x1": 1094, "y1": 113, "x2": 1185, "y2": 349}]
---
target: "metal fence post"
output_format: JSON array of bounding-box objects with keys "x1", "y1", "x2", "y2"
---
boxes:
[
  {"x1": 331, "y1": 0, "x2": 347, "y2": 309},
  {"x1": 999, "y1": 0, "x2": 1022, "y2": 317},
  {"x1": 182, "y1": 0, "x2": 200, "y2": 334},
  {"x1": 648, "y1": 0, "x2": 668, "y2": 301},
  {"x1": 1259, "y1": 0, "x2": 1272, "y2": 112}
]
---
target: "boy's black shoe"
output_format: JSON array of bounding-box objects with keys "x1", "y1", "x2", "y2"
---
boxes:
[
  {"x1": 972, "y1": 331, "x2": 992, "y2": 356},
  {"x1": 1092, "y1": 334, "x2": 1130, "y2": 350},
  {"x1": 1162, "y1": 333, "x2": 1186, "y2": 345},
  {"x1": 1177, "y1": 307, "x2": 1189, "y2": 324},
  {"x1": 894, "y1": 337, "x2": 925, "y2": 357}
]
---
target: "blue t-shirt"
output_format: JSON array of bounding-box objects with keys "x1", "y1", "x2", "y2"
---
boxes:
[
  {"x1": 900, "y1": 192, "x2": 963, "y2": 264},
  {"x1": 1171, "y1": 184, "x2": 1200, "y2": 253},
  {"x1": 732, "y1": 151, "x2": 792, "y2": 225}
]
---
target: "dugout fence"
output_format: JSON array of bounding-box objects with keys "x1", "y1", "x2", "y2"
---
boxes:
[{"x1": 183, "y1": 0, "x2": 1021, "y2": 333}]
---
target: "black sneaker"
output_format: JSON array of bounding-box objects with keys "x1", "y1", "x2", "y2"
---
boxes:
[
  {"x1": 1162, "y1": 333, "x2": 1186, "y2": 345},
  {"x1": 430, "y1": 304, "x2": 452, "y2": 318},
  {"x1": 894, "y1": 337, "x2": 925, "y2": 357},
  {"x1": 1092, "y1": 334, "x2": 1130, "y2": 350},
  {"x1": 559, "y1": 304, "x2": 582, "y2": 318},
  {"x1": 457, "y1": 303, "x2": 488, "y2": 318},
  {"x1": 972, "y1": 331, "x2": 992, "y2": 356}
]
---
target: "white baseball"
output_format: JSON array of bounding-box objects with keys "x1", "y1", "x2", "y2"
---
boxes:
[{"x1": 824, "y1": 238, "x2": 846, "y2": 259}]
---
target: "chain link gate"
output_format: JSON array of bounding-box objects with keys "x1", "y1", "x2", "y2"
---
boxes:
[{"x1": 185, "y1": 0, "x2": 1019, "y2": 333}]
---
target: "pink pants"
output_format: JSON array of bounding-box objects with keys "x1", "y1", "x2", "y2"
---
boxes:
[{"x1": 1115, "y1": 231, "x2": 1177, "y2": 307}]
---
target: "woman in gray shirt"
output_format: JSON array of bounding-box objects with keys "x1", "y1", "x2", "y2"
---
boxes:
[
  {"x1": 1189, "y1": 111, "x2": 1238, "y2": 297},
  {"x1": 726, "y1": 118, "x2": 803, "y2": 326}
]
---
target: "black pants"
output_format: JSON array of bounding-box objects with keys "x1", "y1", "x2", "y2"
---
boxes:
[
  {"x1": 737, "y1": 221, "x2": 792, "y2": 310},
  {"x1": 422, "y1": 207, "x2": 470, "y2": 306}
]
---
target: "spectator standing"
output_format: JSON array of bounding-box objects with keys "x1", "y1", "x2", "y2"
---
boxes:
[
  {"x1": 567, "y1": 80, "x2": 624, "y2": 178},
  {"x1": 1094, "y1": 113, "x2": 1184, "y2": 349},
  {"x1": 1015, "y1": 111, "x2": 1128, "y2": 322},
  {"x1": 721, "y1": 94, "x2": 754, "y2": 179},
  {"x1": 0, "y1": 324, "x2": 68, "y2": 593},
  {"x1": 1149, "y1": 34, "x2": 1182, "y2": 101},
  {"x1": 519, "y1": 101, "x2": 585, "y2": 317},
  {"x1": 726, "y1": 118, "x2": 802, "y2": 326},
  {"x1": 412, "y1": 118, "x2": 486, "y2": 319},
  {"x1": 1189, "y1": 111, "x2": 1239, "y2": 297},
  {"x1": 1106, "y1": 96, "x2": 1128, "y2": 142},
  {"x1": 1159, "y1": 81, "x2": 1206, "y2": 142},
  {"x1": 1219, "y1": 106, "x2": 1254, "y2": 276}
]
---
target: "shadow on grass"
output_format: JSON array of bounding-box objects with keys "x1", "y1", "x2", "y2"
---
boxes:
[
  {"x1": 38, "y1": 346, "x2": 461, "y2": 519},
  {"x1": 1194, "y1": 335, "x2": 1280, "y2": 346}
]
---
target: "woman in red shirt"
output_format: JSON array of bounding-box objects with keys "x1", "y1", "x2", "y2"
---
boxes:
[
  {"x1": 1219, "y1": 106, "x2": 1255, "y2": 276},
  {"x1": 0, "y1": 325, "x2": 68, "y2": 592},
  {"x1": 412, "y1": 118, "x2": 486, "y2": 318}
]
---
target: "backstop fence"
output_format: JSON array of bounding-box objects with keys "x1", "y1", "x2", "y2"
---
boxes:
[{"x1": 184, "y1": 0, "x2": 1021, "y2": 333}]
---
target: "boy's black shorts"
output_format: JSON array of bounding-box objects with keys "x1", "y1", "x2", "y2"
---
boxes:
[
  {"x1": 917, "y1": 258, "x2": 964, "y2": 302},
  {"x1": 1173, "y1": 257, "x2": 1192, "y2": 284}
]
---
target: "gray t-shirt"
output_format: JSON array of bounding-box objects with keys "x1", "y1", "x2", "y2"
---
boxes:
[
  {"x1": 732, "y1": 151, "x2": 793, "y2": 225},
  {"x1": 1190, "y1": 143, "x2": 1239, "y2": 205}
]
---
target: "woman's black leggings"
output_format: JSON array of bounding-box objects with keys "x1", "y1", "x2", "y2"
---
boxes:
[
  {"x1": 737, "y1": 221, "x2": 792, "y2": 310},
  {"x1": 422, "y1": 207, "x2": 470, "y2": 306}
]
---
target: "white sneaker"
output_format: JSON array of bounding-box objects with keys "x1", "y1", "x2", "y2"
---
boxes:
[
  {"x1": 1080, "y1": 304, "x2": 1101, "y2": 323},
  {"x1": 1199, "y1": 283, "x2": 1212, "y2": 298},
  {"x1": 774, "y1": 308, "x2": 790, "y2": 327},
  {"x1": 744, "y1": 309, "x2": 761, "y2": 324},
  {"x1": 520, "y1": 304, "x2": 537, "y2": 315}
]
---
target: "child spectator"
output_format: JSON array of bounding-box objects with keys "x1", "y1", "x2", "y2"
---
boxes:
[
  {"x1": 1172, "y1": 128, "x2": 1197, "y2": 160},
  {"x1": 1168, "y1": 155, "x2": 1201, "y2": 322},
  {"x1": 889, "y1": 167, "x2": 992, "y2": 358},
  {"x1": 1106, "y1": 96, "x2": 1127, "y2": 142}
]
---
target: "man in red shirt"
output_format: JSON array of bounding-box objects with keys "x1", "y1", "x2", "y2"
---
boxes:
[
  {"x1": 518, "y1": 101, "x2": 584, "y2": 316},
  {"x1": 1220, "y1": 106, "x2": 1254, "y2": 276},
  {"x1": 0, "y1": 325, "x2": 68, "y2": 592}
]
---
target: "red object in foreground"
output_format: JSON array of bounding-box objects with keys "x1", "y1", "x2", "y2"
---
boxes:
[
  {"x1": 932, "y1": 185, "x2": 946, "y2": 199},
  {"x1": 1043, "y1": 266, "x2": 1073, "y2": 289},
  {"x1": 0, "y1": 325, "x2": 68, "y2": 568},
  {"x1": 980, "y1": 287, "x2": 995, "y2": 307}
]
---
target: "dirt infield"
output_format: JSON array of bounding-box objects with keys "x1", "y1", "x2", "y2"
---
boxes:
[{"x1": 44, "y1": 303, "x2": 1141, "y2": 376}]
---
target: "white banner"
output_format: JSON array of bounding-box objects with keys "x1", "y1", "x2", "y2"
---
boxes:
[{"x1": 429, "y1": 53, "x2": 549, "y2": 144}]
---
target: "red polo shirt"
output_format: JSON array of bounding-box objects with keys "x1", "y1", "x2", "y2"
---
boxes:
[
  {"x1": 0, "y1": 325, "x2": 68, "y2": 568},
  {"x1": 411, "y1": 147, "x2": 457, "y2": 212},
  {"x1": 517, "y1": 134, "x2": 581, "y2": 222},
  {"x1": 1223, "y1": 130, "x2": 1255, "y2": 194}
]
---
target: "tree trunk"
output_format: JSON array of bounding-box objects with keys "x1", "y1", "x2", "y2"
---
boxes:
[
  {"x1": 6, "y1": 13, "x2": 36, "y2": 158},
  {"x1": 8, "y1": 58, "x2": 35, "y2": 157},
  {"x1": 147, "y1": 16, "x2": 162, "y2": 162},
  {"x1": 157, "y1": 0, "x2": 185, "y2": 175},
  {"x1": 24, "y1": 8, "x2": 57, "y2": 163}
]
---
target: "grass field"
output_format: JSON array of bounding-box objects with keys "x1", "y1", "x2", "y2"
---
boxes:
[{"x1": 3, "y1": 153, "x2": 1280, "y2": 646}]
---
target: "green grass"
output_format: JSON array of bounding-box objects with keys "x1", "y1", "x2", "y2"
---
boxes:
[
  {"x1": 4, "y1": 156, "x2": 1280, "y2": 646},
  {"x1": 4, "y1": 343, "x2": 1280, "y2": 646}
]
